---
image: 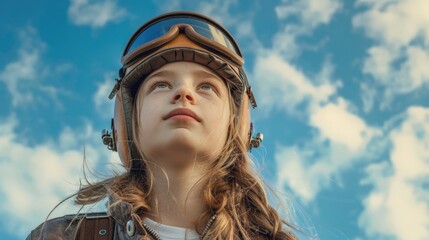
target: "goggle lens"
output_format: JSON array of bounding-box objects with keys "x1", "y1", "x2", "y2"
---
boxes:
[{"x1": 124, "y1": 17, "x2": 241, "y2": 58}]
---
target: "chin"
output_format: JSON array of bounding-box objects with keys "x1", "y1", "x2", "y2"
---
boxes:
[
  {"x1": 148, "y1": 135, "x2": 198, "y2": 157},
  {"x1": 168, "y1": 130, "x2": 198, "y2": 146}
]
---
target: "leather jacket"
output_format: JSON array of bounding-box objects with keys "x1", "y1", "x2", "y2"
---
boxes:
[
  {"x1": 27, "y1": 200, "x2": 272, "y2": 240},
  {"x1": 27, "y1": 201, "x2": 152, "y2": 240}
]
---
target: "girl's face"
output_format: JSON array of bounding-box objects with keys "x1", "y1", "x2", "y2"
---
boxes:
[{"x1": 135, "y1": 61, "x2": 231, "y2": 165}]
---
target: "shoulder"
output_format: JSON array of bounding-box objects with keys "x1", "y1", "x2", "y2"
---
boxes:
[
  {"x1": 26, "y1": 214, "x2": 81, "y2": 240},
  {"x1": 26, "y1": 212, "x2": 112, "y2": 240}
]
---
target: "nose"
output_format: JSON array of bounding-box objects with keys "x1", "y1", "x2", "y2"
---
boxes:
[{"x1": 172, "y1": 84, "x2": 196, "y2": 104}]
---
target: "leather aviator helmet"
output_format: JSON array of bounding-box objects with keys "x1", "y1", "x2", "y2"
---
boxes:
[{"x1": 102, "y1": 11, "x2": 263, "y2": 169}]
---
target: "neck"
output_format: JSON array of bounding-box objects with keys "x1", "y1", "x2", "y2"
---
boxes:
[{"x1": 146, "y1": 157, "x2": 208, "y2": 229}]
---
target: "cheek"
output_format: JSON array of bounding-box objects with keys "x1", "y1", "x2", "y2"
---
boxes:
[
  {"x1": 221, "y1": 104, "x2": 231, "y2": 129},
  {"x1": 210, "y1": 101, "x2": 231, "y2": 136},
  {"x1": 206, "y1": 103, "x2": 231, "y2": 158},
  {"x1": 136, "y1": 102, "x2": 157, "y2": 142}
]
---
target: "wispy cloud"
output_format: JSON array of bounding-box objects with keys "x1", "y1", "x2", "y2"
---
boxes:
[
  {"x1": 68, "y1": 0, "x2": 127, "y2": 28},
  {"x1": 0, "y1": 27, "x2": 45, "y2": 107},
  {"x1": 93, "y1": 73, "x2": 115, "y2": 119},
  {"x1": 358, "y1": 106, "x2": 429, "y2": 240},
  {"x1": 273, "y1": 0, "x2": 342, "y2": 60},
  {"x1": 353, "y1": 0, "x2": 429, "y2": 111},
  {"x1": 288, "y1": 97, "x2": 380, "y2": 203},
  {"x1": 309, "y1": 99, "x2": 378, "y2": 153},
  {"x1": 276, "y1": 0, "x2": 342, "y2": 27},
  {"x1": 250, "y1": 0, "x2": 384, "y2": 205},
  {"x1": 195, "y1": 0, "x2": 238, "y2": 26},
  {"x1": 252, "y1": 52, "x2": 339, "y2": 116},
  {"x1": 193, "y1": 0, "x2": 262, "y2": 51},
  {"x1": 251, "y1": 49, "x2": 381, "y2": 204},
  {"x1": 0, "y1": 27, "x2": 71, "y2": 108},
  {"x1": 0, "y1": 115, "x2": 120, "y2": 238},
  {"x1": 274, "y1": 98, "x2": 381, "y2": 203}
]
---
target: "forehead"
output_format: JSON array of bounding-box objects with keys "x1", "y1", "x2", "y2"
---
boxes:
[{"x1": 145, "y1": 61, "x2": 224, "y2": 81}]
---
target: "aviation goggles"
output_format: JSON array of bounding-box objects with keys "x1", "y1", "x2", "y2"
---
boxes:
[{"x1": 121, "y1": 12, "x2": 244, "y2": 69}]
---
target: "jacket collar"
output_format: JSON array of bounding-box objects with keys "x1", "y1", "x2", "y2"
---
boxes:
[{"x1": 108, "y1": 196, "x2": 146, "y2": 235}]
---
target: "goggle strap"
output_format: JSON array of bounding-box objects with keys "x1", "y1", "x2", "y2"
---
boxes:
[
  {"x1": 247, "y1": 86, "x2": 257, "y2": 109},
  {"x1": 108, "y1": 78, "x2": 121, "y2": 100},
  {"x1": 238, "y1": 69, "x2": 257, "y2": 108}
]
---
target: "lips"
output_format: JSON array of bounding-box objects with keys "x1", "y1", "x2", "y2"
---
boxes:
[{"x1": 163, "y1": 108, "x2": 202, "y2": 122}]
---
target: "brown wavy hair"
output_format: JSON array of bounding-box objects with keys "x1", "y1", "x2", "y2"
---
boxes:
[{"x1": 75, "y1": 70, "x2": 297, "y2": 240}]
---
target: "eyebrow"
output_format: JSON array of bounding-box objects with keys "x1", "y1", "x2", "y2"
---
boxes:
[
  {"x1": 193, "y1": 69, "x2": 222, "y2": 81},
  {"x1": 146, "y1": 70, "x2": 175, "y2": 80}
]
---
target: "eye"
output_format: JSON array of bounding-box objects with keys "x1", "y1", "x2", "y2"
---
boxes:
[
  {"x1": 155, "y1": 82, "x2": 169, "y2": 89},
  {"x1": 148, "y1": 81, "x2": 171, "y2": 92},
  {"x1": 199, "y1": 82, "x2": 216, "y2": 91}
]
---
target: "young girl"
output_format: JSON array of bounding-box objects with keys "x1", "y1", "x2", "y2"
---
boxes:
[{"x1": 28, "y1": 11, "x2": 297, "y2": 240}]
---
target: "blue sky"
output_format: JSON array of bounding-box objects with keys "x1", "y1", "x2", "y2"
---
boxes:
[{"x1": 1, "y1": 0, "x2": 428, "y2": 239}]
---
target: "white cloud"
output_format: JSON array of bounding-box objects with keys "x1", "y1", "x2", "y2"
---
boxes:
[
  {"x1": 250, "y1": 35, "x2": 380, "y2": 204},
  {"x1": 363, "y1": 45, "x2": 429, "y2": 107},
  {"x1": 250, "y1": 1, "x2": 380, "y2": 203},
  {"x1": 272, "y1": 0, "x2": 341, "y2": 60},
  {"x1": 360, "y1": 82, "x2": 376, "y2": 113},
  {"x1": 359, "y1": 106, "x2": 429, "y2": 240},
  {"x1": 271, "y1": 25, "x2": 307, "y2": 61},
  {"x1": 276, "y1": 98, "x2": 381, "y2": 203},
  {"x1": 154, "y1": 0, "x2": 240, "y2": 29},
  {"x1": 193, "y1": 0, "x2": 261, "y2": 50},
  {"x1": 0, "y1": 115, "x2": 120, "y2": 238},
  {"x1": 362, "y1": 46, "x2": 397, "y2": 83},
  {"x1": 354, "y1": 0, "x2": 429, "y2": 47},
  {"x1": 68, "y1": 0, "x2": 127, "y2": 28},
  {"x1": 196, "y1": 0, "x2": 238, "y2": 23},
  {"x1": 0, "y1": 27, "x2": 45, "y2": 107},
  {"x1": 276, "y1": 0, "x2": 342, "y2": 28},
  {"x1": 252, "y1": 51, "x2": 339, "y2": 116},
  {"x1": 0, "y1": 27, "x2": 70, "y2": 108},
  {"x1": 309, "y1": 98, "x2": 378, "y2": 152},
  {"x1": 353, "y1": 0, "x2": 429, "y2": 109},
  {"x1": 93, "y1": 73, "x2": 115, "y2": 119}
]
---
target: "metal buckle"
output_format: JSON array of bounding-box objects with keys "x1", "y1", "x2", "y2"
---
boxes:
[{"x1": 101, "y1": 119, "x2": 117, "y2": 151}]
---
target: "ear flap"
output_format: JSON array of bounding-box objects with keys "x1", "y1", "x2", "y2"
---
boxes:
[
  {"x1": 113, "y1": 90, "x2": 132, "y2": 168},
  {"x1": 239, "y1": 92, "x2": 263, "y2": 150},
  {"x1": 239, "y1": 93, "x2": 252, "y2": 148}
]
